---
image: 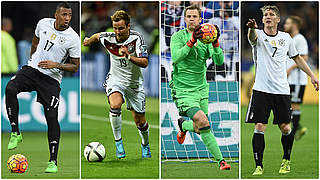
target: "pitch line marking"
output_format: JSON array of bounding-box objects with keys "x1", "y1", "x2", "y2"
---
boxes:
[{"x1": 82, "y1": 114, "x2": 159, "y2": 129}]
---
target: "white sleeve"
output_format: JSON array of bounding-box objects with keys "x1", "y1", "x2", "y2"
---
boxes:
[
  {"x1": 34, "y1": 19, "x2": 44, "y2": 37},
  {"x1": 135, "y1": 34, "x2": 148, "y2": 58},
  {"x1": 288, "y1": 35, "x2": 298, "y2": 58},
  {"x1": 295, "y1": 35, "x2": 308, "y2": 55},
  {"x1": 99, "y1": 32, "x2": 109, "y2": 48},
  {"x1": 69, "y1": 34, "x2": 80, "y2": 58}
]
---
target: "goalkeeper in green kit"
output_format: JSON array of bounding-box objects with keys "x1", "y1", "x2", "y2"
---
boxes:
[{"x1": 170, "y1": 5, "x2": 231, "y2": 170}]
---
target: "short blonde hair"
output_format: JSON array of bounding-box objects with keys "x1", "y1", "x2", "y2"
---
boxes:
[
  {"x1": 111, "y1": 10, "x2": 130, "y2": 25},
  {"x1": 260, "y1": 5, "x2": 280, "y2": 18}
]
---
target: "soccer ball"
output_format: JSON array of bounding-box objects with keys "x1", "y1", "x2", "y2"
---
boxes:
[
  {"x1": 199, "y1": 23, "x2": 218, "y2": 44},
  {"x1": 84, "y1": 142, "x2": 106, "y2": 162},
  {"x1": 7, "y1": 154, "x2": 28, "y2": 173}
]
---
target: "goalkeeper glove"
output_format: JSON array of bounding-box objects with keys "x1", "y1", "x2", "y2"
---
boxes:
[
  {"x1": 212, "y1": 25, "x2": 220, "y2": 48},
  {"x1": 187, "y1": 25, "x2": 203, "y2": 48}
]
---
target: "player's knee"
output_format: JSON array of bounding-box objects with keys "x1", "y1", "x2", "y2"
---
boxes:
[
  {"x1": 291, "y1": 103, "x2": 300, "y2": 110},
  {"x1": 280, "y1": 124, "x2": 291, "y2": 134},
  {"x1": 197, "y1": 116, "x2": 210, "y2": 129},
  {"x1": 5, "y1": 81, "x2": 18, "y2": 97},
  {"x1": 109, "y1": 103, "x2": 122, "y2": 110},
  {"x1": 255, "y1": 123, "x2": 266, "y2": 132}
]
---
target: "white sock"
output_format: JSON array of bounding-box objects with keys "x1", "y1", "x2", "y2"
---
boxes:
[
  {"x1": 109, "y1": 109, "x2": 122, "y2": 141},
  {"x1": 138, "y1": 122, "x2": 149, "y2": 145}
]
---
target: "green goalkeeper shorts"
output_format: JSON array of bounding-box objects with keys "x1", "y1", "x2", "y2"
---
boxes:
[{"x1": 171, "y1": 85, "x2": 209, "y2": 117}]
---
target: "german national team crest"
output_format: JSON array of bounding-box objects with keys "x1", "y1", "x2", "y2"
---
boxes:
[
  {"x1": 126, "y1": 39, "x2": 137, "y2": 53},
  {"x1": 127, "y1": 44, "x2": 135, "y2": 53},
  {"x1": 278, "y1": 39, "x2": 285, "y2": 47},
  {"x1": 58, "y1": 37, "x2": 66, "y2": 45}
]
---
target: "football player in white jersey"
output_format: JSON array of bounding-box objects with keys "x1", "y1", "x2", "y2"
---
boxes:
[
  {"x1": 245, "y1": 5, "x2": 319, "y2": 175},
  {"x1": 83, "y1": 10, "x2": 151, "y2": 159},
  {"x1": 5, "y1": 2, "x2": 80, "y2": 173},
  {"x1": 284, "y1": 16, "x2": 309, "y2": 140}
]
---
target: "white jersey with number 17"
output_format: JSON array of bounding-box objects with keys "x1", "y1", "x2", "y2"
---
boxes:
[
  {"x1": 99, "y1": 30, "x2": 148, "y2": 87},
  {"x1": 249, "y1": 29, "x2": 298, "y2": 95},
  {"x1": 28, "y1": 18, "x2": 80, "y2": 83}
]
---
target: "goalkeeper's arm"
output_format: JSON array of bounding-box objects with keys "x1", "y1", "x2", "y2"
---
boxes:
[
  {"x1": 170, "y1": 26, "x2": 202, "y2": 64},
  {"x1": 211, "y1": 25, "x2": 224, "y2": 65},
  {"x1": 83, "y1": 33, "x2": 101, "y2": 46}
]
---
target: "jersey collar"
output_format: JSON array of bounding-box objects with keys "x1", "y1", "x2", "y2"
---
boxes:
[{"x1": 263, "y1": 29, "x2": 278, "y2": 37}]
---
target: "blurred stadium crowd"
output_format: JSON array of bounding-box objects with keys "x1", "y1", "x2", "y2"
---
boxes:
[
  {"x1": 161, "y1": 1, "x2": 239, "y2": 82},
  {"x1": 81, "y1": 2, "x2": 159, "y2": 96}
]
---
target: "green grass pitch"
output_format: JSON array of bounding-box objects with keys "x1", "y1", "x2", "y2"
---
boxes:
[
  {"x1": 81, "y1": 91, "x2": 159, "y2": 178},
  {"x1": 161, "y1": 160, "x2": 239, "y2": 179},
  {"x1": 2, "y1": 132, "x2": 79, "y2": 178},
  {"x1": 241, "y1": 104, "x2": 319, "y2": 178}
]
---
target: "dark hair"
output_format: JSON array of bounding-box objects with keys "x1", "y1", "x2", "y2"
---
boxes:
[
  {"x1": 184, "y1": 5, "x2": 201, "y2": 18},
  {"x1": 111, "y1": 10, "x2": 130, "y2": 25},
  {"x1": 56, "y1": 2, "x2": 71, "y2": 12},
  {"x1": 288, "y1": 16, "x2": 303, "y2": 29}
]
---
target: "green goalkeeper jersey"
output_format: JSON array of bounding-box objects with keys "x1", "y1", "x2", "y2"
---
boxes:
[{"x1": 170, "y1": 29, "x2": 224, "y2": 91}]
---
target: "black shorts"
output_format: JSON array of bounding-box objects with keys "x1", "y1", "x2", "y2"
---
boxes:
[
  {"x1": 245, "y1": 90, "x2": 291, "y2": 124},
  {"x1": 8, "y1": 66, "x2": 61, "y2": 108},
  {"x1": 289, "y1": 85, "x2": 306, "y2": 104}
]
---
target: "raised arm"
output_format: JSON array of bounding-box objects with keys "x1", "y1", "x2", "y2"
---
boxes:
[
  {"x1": 83, "y1": 32, "x2": 101, "y2": 46},
  {"x1": 247, "y1": 18, "x2": 258, "y2": 43},
  {"x1": 170, "y1": 26, "x2": 202, "y2": 64},
  {"x1": 293, "y1": 55, "x2": 319, "y2": 91}
]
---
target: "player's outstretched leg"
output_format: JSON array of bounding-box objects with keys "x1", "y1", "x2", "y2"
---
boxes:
[
  {"x1": 138, "y1": 122, "x2": 151, "y2": 158},
  {"x1": 177, "y1": 117, "x2": 196, "y2": 144},
  {"x1": 44, "y1": 106, "x2": 60, "y2": 173},
  {"x1": 252, "y1": 128, "x2": 265, "y2": 175},
  {"x1": 5, "y1": 81, "x2": 23, "y2": 150},
  {"x1": 109, "y1": 108, "x2": 126, "y2": 159}
]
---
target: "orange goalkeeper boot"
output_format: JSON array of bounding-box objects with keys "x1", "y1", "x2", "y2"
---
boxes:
[
  {"x1": 219, "y1": 160, "x2": 231, "y2": 170},
  {"x1": 177, "y1": 118, "x2": 187, "y2": 144}
]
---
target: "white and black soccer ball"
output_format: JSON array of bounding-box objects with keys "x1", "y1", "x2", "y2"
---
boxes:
[{"x1": 84, "y1": 142, "x2": 106, "y2": 162}]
